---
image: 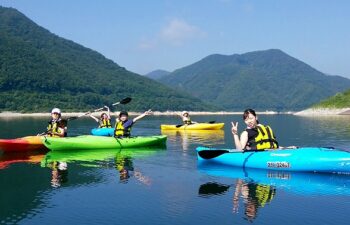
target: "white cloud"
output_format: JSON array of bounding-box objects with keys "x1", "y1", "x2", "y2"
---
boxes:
[
  {"x1": 137, "y1": 18, "x2": 206, "y2": 50},
  {"x1": 160, "y1": 18, "x2": 206, "y2": 46}
]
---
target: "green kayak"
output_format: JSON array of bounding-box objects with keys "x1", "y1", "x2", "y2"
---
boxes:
[{"x1": 42, "y1": 135, "x2": 167, "y2": 151}]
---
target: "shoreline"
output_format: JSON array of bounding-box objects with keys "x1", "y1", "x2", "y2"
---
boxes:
[
  {"x1": 1, "y1": 108, "x2": 350, "y2": 117},
  {"x1": 293, "y1": 108, "x2": 350, "y2": 116},
  {"x1": 0, "y1": 110, "x2": 288, "y2": 118}
]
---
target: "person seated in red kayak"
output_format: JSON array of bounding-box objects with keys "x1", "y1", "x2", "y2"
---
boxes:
[
  {"x1": 231, "y1": 109, "x2": 279, "y2": 151},
  {"x1": 114, "y1": 109, "x2": 152, "y2": 138},
  {"x1": 89, "y1": 106, "x2": 112, "y2": 128},
  {"x1": 46, "y1": 108, "x2": 67, "y2": 137},
  {"x1": 177, "y1": 111, "x2": 197, "y2": 125}
]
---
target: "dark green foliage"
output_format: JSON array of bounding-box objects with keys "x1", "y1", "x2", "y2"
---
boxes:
[
  {"x1": 159, "y1": 49, "x2": 350, "y2": 111},
  {"x1": 0, "y1": 6, "x2": 217, "y2": 112},
  {"x1": 312, "y1": 89, "x2": 350, "y2": 108}
]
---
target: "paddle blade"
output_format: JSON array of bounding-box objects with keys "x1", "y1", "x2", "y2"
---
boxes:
[
  {"x1": 120, "y1": 97, "x2": 132, "y2": 105},
  {"x1": 198, "y1": 149, "x2": 230, "y2": 159},
  {"x1": 198, "y1": 182, "x2": 231, "y2": 197}
]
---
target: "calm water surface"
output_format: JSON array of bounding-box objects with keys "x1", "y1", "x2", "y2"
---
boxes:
[{"x1": 1, "y1": 115, "x2": 350, "y2": 225}]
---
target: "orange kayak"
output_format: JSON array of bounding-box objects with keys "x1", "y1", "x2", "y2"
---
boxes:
[{"x1": 0, "y1": 136, "x2": 46, "y2": 153}]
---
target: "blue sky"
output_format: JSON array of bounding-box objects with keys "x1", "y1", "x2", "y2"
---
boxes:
[{"x1": 1, "y1": 0, "x2": 349, "y2": 77}]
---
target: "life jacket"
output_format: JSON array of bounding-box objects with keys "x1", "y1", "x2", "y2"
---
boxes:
[
  {"x1": 47, "y1": 119, "x2": 65, "y2": 137},
  {"x1": 246, "y1": 124, "x2": 278, "y2": 150},
  {"x1": 99, "y1": 119, "x2": 112, "y2": 128},
  {"x1": 114, "y1": 121, "x2": 132, "y2": 137},
  {"x1": 183, "y1": 117, "x2": 192, "y2": 125}
]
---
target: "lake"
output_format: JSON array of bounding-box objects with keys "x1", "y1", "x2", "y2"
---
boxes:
[{"x1": 1, "y1": 114, "x2": 350, "y2": 225}]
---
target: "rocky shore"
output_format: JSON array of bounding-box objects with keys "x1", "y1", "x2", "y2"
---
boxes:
[{"x1": 294, "y1": 108, "x2": 350, "y2": 116}]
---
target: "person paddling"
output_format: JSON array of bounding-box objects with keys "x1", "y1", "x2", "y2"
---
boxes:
[
  {"x1": 89, "y1": 106, "x2": 112, "y2": 128},
  {"x1": 177, "y1": 111, "x2": 197, "y2": 125},
  {"x1": 114, "y1": 110, "x2": 152, "y2": 138},
  {"x1": 231, "y1": 109, "x2": 278, "y2": 151},
  {"x1": 46, "y1": 108, "x2": 67, "y2": 137}
]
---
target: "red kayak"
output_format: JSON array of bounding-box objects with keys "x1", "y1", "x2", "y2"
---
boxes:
[{"x1": 0, "y1": 136, "x2": 46, "y2": 153}]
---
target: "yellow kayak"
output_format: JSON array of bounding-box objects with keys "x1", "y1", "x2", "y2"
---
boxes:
[{"x1": 160, "y1": 123, "x2": 224, "y2": 130}]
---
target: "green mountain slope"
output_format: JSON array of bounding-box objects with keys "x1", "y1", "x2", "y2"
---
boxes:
[
  {"x1": 145, "y1": 70, "x2": 171, "y2": 80},
  {"x1": 312, "y1": 89, "x2": 350, "y2": 108},
  {"x1": 0, "y1": 6, "x2": 217, "y2": 112},
  {"x1": 159, "y1": 49, "x2": 350, "y2": 111}
]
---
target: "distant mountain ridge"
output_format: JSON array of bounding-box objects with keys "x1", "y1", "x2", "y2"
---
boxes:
[
  {"x1": 159, "y1": 49, "x2": 350, "y2": 111},
  {"x1": 0, "y1": 6, "x2": 217, "y2": 112},
  {"x1": 145, "y1": 70, "x2": 171, "y2": 80}
]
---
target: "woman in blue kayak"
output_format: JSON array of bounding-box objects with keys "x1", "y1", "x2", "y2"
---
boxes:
[
  {"x1": 114, "y1": 109, "x2": 152, "y2": 138},
  {"x1": 89, "y1": 106, "x2": 112, "y2": 128},
  {"x1": 231, "y1": 109, "x2": 279, "y2": 151}
]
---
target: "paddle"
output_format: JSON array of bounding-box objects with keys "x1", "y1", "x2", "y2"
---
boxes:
[
  {"x1": 198, "y1": 146, "x2": 302, "y2": 160},
  {"x1": 198, "y1": 149, "x2": 244, "y2": 159},
  {"x1": 66, "y1": 97, "x2": 132, "y2": 121},
  {"x1": 198, "y1": 182, "x2": 231, "y2": 197},
  {"x1": 175, "y1": 120, "x2": 216, "y2": 128}
]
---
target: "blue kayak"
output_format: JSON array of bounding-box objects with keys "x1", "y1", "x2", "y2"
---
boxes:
[
  {"x1": 196, "y1": 146, "x2": 350, "y2": 173},
  {"x1": 91, "y1": 128, "x2": 114, "y2": 136},
  {"x1": 198, "y1": 163, "x2": 350, "y2": 196}
]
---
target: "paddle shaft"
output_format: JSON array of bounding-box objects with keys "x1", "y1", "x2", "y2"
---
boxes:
[{"x1": 67, "y1": 97, "x2": 131, "y2": 121}]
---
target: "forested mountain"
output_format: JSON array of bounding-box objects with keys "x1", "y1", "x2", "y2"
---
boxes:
[
  {"x1": 312, "y1": 89, "x2": 350, "y2": 108},
  {"x1": 0, "y1": 6, "x2": 217, "y2": 112},
  {"x1": 159, "y1": 49, "x2": 350, "y2": 111},
  {"x1": 145, "y1": 70, "x2": 171, "y2": 80}
]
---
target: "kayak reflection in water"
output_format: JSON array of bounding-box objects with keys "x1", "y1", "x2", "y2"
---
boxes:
[
  {"x1": 233, "y1": 179, "x2": 276, "y2": 221},
  {"x1": 115, "y1": 155, "x2": 151, "y2": 186},
  {"x1": 48, "y1": 161, "x2": 68, "y2": 188}
]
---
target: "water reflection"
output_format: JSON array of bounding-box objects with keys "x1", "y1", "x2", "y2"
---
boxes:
[
  {"x1": 198, "y1": 162, "x2": 350, "y2": 196},
  {"x1": 198, "y1": 180, "x2": 275, "y2": 222},
  {"x1": 162, "y1": 130, "x2": 224, "y2": 151},
  {"x1": 41, "y1": 148, "x2": 162, "y2": 186},
  {"x1": 0, "y1": 151, "x2": 45, "y2": 169}
]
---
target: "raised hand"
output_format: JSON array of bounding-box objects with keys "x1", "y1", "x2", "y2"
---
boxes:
[{"x1": 231, "y1": 122, "x2": 239, "y2": 135}]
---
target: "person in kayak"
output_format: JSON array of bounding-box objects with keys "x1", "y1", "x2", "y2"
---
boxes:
[
  {"x1": 46, "y1": 108, "x2": 67, "y2": 137},
  {"x1": 231, "y1": 109, "x2": 278, "y2": 151},
  {"x1": 89, "y1": 106, "x2": 112, "y2": 128},
  {"x1": 114, "y1": 109, "x2": 152, "y2": 138},
  {"x1": 177, "y1": 111, "x2": 197, "y2": 125}
]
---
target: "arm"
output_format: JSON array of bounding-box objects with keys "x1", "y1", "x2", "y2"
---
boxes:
[
  {"x1": 231, "y1": 122, "x2": 248, "y2": 151},
  {"x1": 104, "y1": 106, "x2": 111, "y2": 119},
  {"x1": 89, "y1": 114, "x2": 99, "y2": 123},
  {"x1": 133, "y1": 109, "x2": 152, "y2": 123}
]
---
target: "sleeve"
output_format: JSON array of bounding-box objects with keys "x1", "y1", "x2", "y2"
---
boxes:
[{"x1": 123, "y1": 120, "x2": 134, "y2": 128}]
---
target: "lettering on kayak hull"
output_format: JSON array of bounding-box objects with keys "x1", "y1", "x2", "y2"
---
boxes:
[{"x1": 267, "y1": 161, "x2": 291, "y2": 168}]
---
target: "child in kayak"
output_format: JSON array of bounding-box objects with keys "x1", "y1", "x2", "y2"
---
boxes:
[
  {"x1": 114, "y1": 109, "x2": 152, "y2": 138},
  {"x1": 46, "y1": 108, "x2": 67, "y2": 137},
  {"x1": 89, "y1": 106, "x2": 112, "y2": 128},
  {"x1": 231, "y1": 109, "x2": 278, "y2": 151},
  {"x1": 177, "y1": 111, "x2": 197, "y2": 125}
]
